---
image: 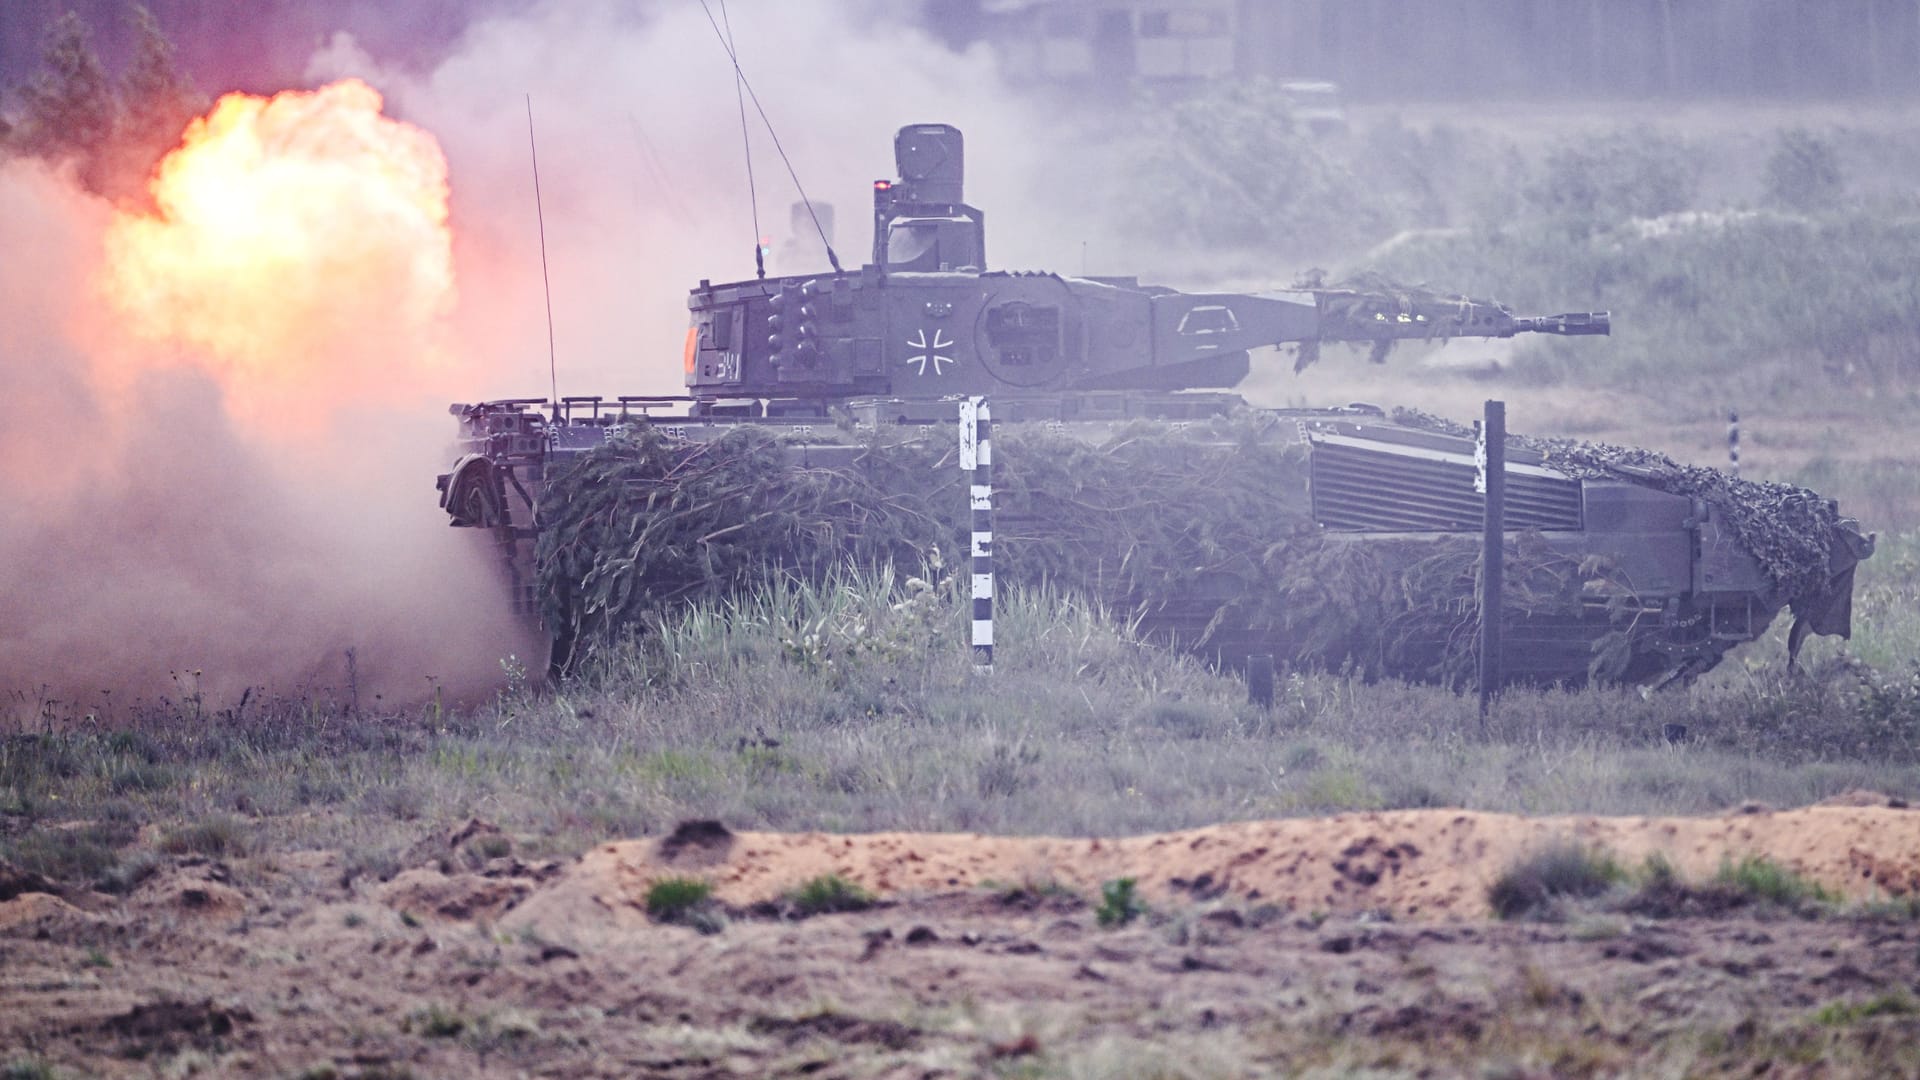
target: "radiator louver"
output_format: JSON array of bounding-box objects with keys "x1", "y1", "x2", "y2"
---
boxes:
[{"x1": 1311, "y1": 438, "x2": 1582, "y2": 531}]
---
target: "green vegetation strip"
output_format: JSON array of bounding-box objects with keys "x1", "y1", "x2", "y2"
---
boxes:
[{"x1": 1490, "y1": 845, "x2": 1853, "y2": 921}]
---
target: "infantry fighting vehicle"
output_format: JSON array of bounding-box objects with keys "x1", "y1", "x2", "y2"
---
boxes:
[{"x1": 438, "y1": 123, "x2": 1871, "y2": 685}]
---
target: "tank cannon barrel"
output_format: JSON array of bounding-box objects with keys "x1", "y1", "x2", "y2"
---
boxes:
[
  {"x1": 1307, "y1": 291, "x2": 1609, "y2": 345},
  {"x1": 1512, "y1": 312, "x2": 1610, "y2": 336}
]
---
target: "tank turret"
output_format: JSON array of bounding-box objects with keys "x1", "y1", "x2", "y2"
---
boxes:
[{"x1": 684, "y1": 123, "x2": 1606, "y2": 411}]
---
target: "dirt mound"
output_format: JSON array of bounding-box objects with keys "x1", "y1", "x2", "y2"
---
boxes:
[
  {"x1": 0, "y1": 891, "x2": 89, "y2": 930},
  {"x1": 518, "y1": 803, "x2": 1920, "y2": 925},
  {"x1": 0, "y1": 858, "x2": 58, "y2": 901},
  {"x1": 131, "y1": 859, "x2": 248, "y2": 920},
  {"x1": 380, "y1": 866, "x2": 543, "y2": 922}
]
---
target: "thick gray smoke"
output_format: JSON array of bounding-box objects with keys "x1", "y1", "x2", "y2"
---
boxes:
[
  {"x1": 1, "y1": 1, "x2": 1065, "y2": 711},
  {"x1": 310, "y1": 0, "x2": 1073, "y2": 397}
]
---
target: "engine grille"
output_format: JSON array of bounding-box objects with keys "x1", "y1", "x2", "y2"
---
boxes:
[{"x1": 1310, "y1": 437, "x2": 1582, "y2": 531}]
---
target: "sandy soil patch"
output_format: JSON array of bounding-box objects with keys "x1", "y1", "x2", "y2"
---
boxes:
[
  {"x1": 515, "y1": 800, "x2": 1919, "y2": 931},
  {"x1": 4, "y1": 798, "x2": 1918, "y2": 1077}
]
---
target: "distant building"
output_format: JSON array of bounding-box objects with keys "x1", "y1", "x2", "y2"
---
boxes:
[
  {"x1": 978, "y1": 0, "x2": 1920, "y2": 101},
  {"x1": 985, "y1": 0, "x2": 1240, "y2": 90}
]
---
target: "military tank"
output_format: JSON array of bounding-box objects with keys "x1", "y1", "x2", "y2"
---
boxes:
[{"x1": 438, "y1": 123, "x2": 1872, "y2": 685}]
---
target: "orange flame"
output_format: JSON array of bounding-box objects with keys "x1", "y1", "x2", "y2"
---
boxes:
[{"x1": 102, "y1": 79, "x2": 454, "y2": 425}]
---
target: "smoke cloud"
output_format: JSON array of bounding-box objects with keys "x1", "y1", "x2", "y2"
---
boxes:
[
  {"x1": 3, "y1": 0, "x2": 1068, "y2": 710},
  {"x1": 308, "y1": 0, "x2": 1084, "y2": 396},
  {"x1": 0, "y1": 150, "x2": 526, "y2": 711}
]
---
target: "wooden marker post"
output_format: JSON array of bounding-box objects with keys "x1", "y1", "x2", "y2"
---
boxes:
[{"x1": 1478, "y1": 400, "x2": 1506, "y2": 715}]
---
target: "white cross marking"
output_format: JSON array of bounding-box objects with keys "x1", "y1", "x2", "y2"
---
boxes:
[{"x1": 904, "y1": 328, "x2": 955, "y2": 375}]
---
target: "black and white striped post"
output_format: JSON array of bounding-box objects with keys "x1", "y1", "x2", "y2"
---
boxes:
[
  {"x1": 1477, "y1": 399, "x2": 1506, "y2": 717},
  {"x1": 1727, "y1": 409, "x2": 1740, "y2": 478},
  {"x1": 959, "y1": 397, "x2": 993, "y2": 673}
]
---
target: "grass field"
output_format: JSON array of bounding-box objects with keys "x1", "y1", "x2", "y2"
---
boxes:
[
  {"x1": 6, "y1": 544, "x2": 1918, "y2": 888},
  {"x1": 5, "y1": 554, "x2": 1919, "y2": 1076}
]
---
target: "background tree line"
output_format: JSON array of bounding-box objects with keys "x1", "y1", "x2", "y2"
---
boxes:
[{"x1": 0, "y1": 4, "x2": 199, "y2": 198}]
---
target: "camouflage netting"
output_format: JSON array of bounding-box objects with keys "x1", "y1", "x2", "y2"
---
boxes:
[
  {"x1": 1390, "y1": 408, "x2": 1858, "y2": 607},
  {"x1": 533, "y1": 425, "x2": 956, "y2": 653},
  {"x1": 534, "y1": 412, "x2": 1605, "y2": 680}
]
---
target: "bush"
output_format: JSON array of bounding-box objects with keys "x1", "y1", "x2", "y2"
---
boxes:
[
  {"x1": 787, "y1": 874, "x2": 875, "y2": 916},
  {"x1": 1488, "y1": 843, "x2": 1626, "y2": 919},
  {"x1": 1714, "y1": 854, "x2": 1836, "y2": 908},
  {"x1": 0, "y1": 821, "x2": 135, "y2": 886},
  {"x1": 1527, "y1": 129, "x2": 1700, "y2": 224},
  {"x1": 159, "y1": 814, "x2": 250, "y2": 858},
  {"x1": 645, "y1": 876, "x2": 713, "y2": 917},
  {"x1": 1096, "y1": 877, "x2": 1148, "y2": 928},
  {"x1": 404, "y1": 1005, "x2": 466, "y2": 1038},
  {"x1": 644, "y1": 876, "x2": 723, "y2": 933},
  {"x1": 1814, "y1": 992, "x2": 1917, "y2": 1025},
  {"x1": 1765, "y1": 129, "x2": 1845, "y2": 212},
  {"x1": 1614, "y1": 853, "x2": 1752, "y2": 918}
]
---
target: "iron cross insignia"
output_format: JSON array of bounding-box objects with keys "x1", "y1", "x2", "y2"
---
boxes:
[{"x1": 904, "y1": 328, "x2": 955, "y2": 375}]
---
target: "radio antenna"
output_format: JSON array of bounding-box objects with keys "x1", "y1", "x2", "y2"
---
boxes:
[
  {"x1": 699, "y1": 0, "x2": 843, "y2": 274},
  {"x1": 525, "y1": 94, "x2": 560, "y2": 409}
]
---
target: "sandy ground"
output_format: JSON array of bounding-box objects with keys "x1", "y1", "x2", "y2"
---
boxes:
[
  {"x1": 3, "y1": 798, "x2": 1918, "y2": 1077},
  {"x1": 524, "y1": 800, "x2": 1920, "y2": 933}
]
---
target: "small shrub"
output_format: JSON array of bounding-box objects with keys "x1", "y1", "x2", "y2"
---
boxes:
[
  {"x1": 1293, "y1": 767, "x2": 1383, "y2": 812},
  {"x1": 1378, "y1": 775, "x2": 1448, "y2": 810},
  {"x1": 787, "y1": 873, "x2": 875, "y2": 916},
  {"x1": 1141, "y1": 700, "x2": 1219, "y2": 739},
  {"x1": 1615, "y1": 853, "x2": 1748, "y2": 918},
  {"x1": 645, "y1": 876, "x2": 723, "y2": 933},
  {"x1": 80, "y1": 947, "x2": 110, "y2": 969},
  {"x1": 93, "y1": 851, "x2": 161, "y2": 896},
  {"x1": 975, "y1": 739, "x2": 1039, "y2": 798},
  {"x1": 991, "y1": 878, "x2": 1083, "y2": 909},
  {"x1": 1280, "y1": 741, "x2": 1326, "y2": 773},
  {"x1": 1714, "y1": 855, "x2": 1836, "y2": 908},
  {"x1": 0, "y1": 822, "x2": 134, "y2": 885},
  {"x1": 1488, "y1": 843, "x2": 1625, "y2": 919},
  {"x1": 1, "y1": 1061, "x2": 57, "y2": 1080},
  {"x1": 159, "y1": 814, "x2": 249, "y2": 858},
  {"x1": 1814, "y1": 992, "x2": 1917, "y2": 1025},
  {"x1": 1527, "y1": 129, "x2": 1699, "y2": 223},
  {"x1": 641, "y1": 868, "x2": 710, "y2": 910},
  {"x1": 1850, "y1": 896, "x2": 1920, "y2": 920},
  {"x1": 1095, "y1": 877, "x2": 1148, "y2": 928},
  {"x1": 340, "y1": 847, "x2": 402, "y2": 888},
  {"x1": 107, "y1": 760, "x2": 176, "y2": 794},
  {"x1": 405, "y1": 1005, "x2": 466, "y2": 1038}
]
